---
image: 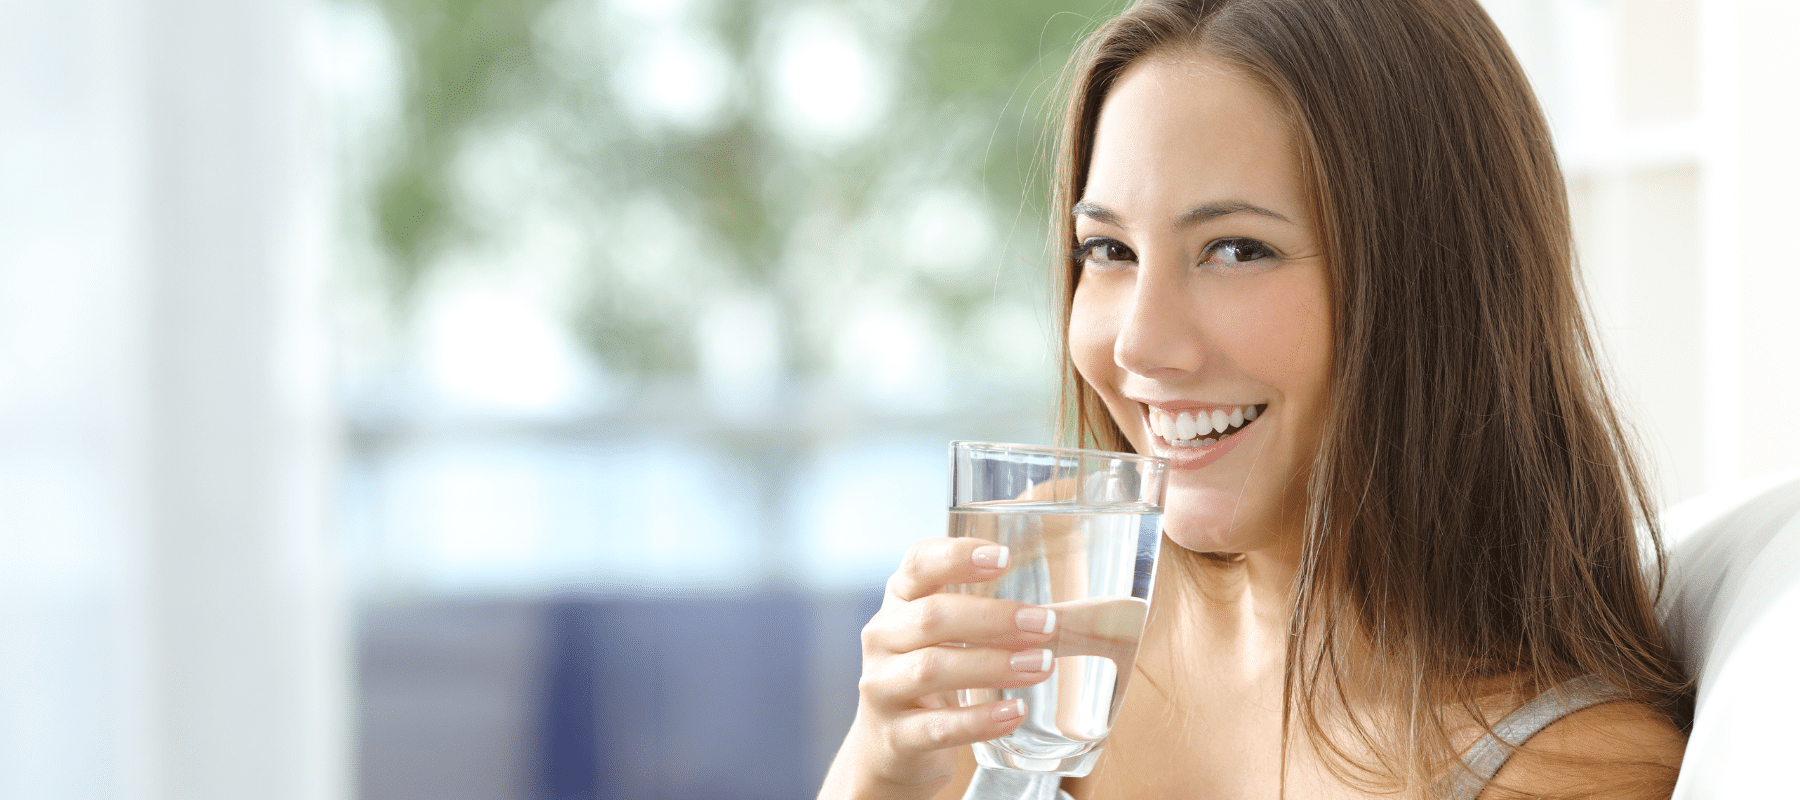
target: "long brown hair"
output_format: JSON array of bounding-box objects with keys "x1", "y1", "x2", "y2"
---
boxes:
[{"x1": 1050, "y1": 0, "x2": 1691, "y2": 796}]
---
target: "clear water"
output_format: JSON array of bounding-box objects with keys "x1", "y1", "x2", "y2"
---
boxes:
[{"x1": 949, "y1": 505, "x2": 1161, "y2": 766}]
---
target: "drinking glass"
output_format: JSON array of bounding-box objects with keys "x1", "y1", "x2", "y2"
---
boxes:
[{"x1": 947, "y1": 441, "x2": 1169, "y2": 777}]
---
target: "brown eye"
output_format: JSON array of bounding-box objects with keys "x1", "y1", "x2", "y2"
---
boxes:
[
  {"x1": 1071, "y1": 237, "x2": 1136, "y2": 270},
  {"x1": 1203, "y1": 238, "x2": 1276, "y2": 267}
]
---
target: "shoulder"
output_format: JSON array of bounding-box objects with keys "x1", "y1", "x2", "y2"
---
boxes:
[{"x1": 1484, "y1": 699, "x2": 1685, "y2": 800}]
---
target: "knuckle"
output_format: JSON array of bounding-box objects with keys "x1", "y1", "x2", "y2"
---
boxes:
[
  {"x1": 859, "y1": 615, "x2": 885, "y2": 650},
  {"x1": 900, "y1": 538, "x2": 956, "y2": 580},
  {"x1": 899, "y1": 542, "x2": 929, "y2": 577},
  {"x1": 919, "y1": 714, "x2": 959, "y2": 749},
  {"x1": 907, "y1": 648, "x2": 942, "y2": 688},
  {"x1": 906, "y1": 597, "x2": 944, "y2": 636},
  {"x1": 879, "y1": 718, "x2": 913, "y2": 755},
  {"x1": 858, "y1": 658, "x2": 905, "y2": 704}
]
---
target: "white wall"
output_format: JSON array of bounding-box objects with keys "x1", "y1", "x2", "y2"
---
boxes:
[
  {"x1": 1489, "y1": 0, "x2": 1800, "y2": 506},
  {"x1": 1698, "y1": 0, "x2": 1800, "y2": 488},
  {"x1": 0, "y1": 0, "x2": 345, "y2": 798}
]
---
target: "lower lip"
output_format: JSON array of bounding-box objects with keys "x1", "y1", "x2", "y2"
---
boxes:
[{"x1": 1151, "y1": 420, "x2": 1257, "y2": 470}]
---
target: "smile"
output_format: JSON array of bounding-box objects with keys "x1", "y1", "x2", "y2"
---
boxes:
[{"x1": 1147, "y1": 404, "x2": 1267, "y2": 448}]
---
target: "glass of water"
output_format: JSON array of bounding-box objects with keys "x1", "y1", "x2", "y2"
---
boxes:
[{"x1": 947, "y1": 441, "x2": 1169, "y2": 777}]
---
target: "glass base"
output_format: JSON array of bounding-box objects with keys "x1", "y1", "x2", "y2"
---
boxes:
[{"x1": 972, "y1": 741, "x2": 1104, "y2": 777}]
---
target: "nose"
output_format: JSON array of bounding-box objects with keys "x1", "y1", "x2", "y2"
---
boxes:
[{"x1": 1113, "y1": 261, "x2": 1205, "y2": 378}]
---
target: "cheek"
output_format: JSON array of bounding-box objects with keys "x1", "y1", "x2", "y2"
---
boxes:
[
  {"x1": 1214, "y1": 271, "x2": 1332, "y2": 395},
  {"x1": 1067, "y1": 283, "x2": 1122, "y2": 386}
]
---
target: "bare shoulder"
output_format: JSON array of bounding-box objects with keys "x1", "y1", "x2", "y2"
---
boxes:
[{"x1": 1485, "y1": 699, "x2": 1686, "y2": 800}]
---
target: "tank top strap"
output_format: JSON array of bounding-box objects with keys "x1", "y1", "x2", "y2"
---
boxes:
[
  {"x1": 963, "y1": 675, "x2": 1625, "y2": 799},
  {"x1": 1436, "y1": 674, "x2": 1629, "y2": 800}
]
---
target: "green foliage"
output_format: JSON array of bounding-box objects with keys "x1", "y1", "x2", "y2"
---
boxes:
[
  {"x1": 355, "y1": 0, "x2": 1124, "y2": 383},
  {"x1": 369, "y1": 0, "x2": 563, "y2": 295}
]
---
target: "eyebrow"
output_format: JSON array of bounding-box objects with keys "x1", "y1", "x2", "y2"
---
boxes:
[{"x1": 1071, "y1": 200, "x2": 1293, "y2": 228}]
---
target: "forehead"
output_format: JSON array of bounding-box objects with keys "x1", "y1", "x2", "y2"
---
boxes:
[{"x1": 1083, "y1": 55, "x2": 1306, "y2": 222}]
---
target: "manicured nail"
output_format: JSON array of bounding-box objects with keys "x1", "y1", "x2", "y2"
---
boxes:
[
  {"x1": 1015, "y1": 606, "x2": 1055, "y2": 635},
  {"x1": 990, "y1": 698, "x2": 1026, "y2": 721},
  {"x1": 1010, "y1": 649, "x2": 1053, "y2": 673},
  {"x1": 971, "y1": 545, "x2": 1009, "y2": 569}
]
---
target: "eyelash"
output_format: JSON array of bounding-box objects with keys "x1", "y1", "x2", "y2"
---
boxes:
[
  {"x1": 1068, "y1": 237, "x2": 1278, "y2": 270},
  {"x1": 1068, "y1": 238, "x2": 1135, "y2": 267}
]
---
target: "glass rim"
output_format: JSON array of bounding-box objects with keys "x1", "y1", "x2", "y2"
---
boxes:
[{"x1": 950, "y1": 440, "x2": 1168, "y2": 465}]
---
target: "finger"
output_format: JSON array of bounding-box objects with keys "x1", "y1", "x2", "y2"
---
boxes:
[
  {"x1": 886, "y1": 699, "x2": 1030, "y2": 754},
  {"x1": 887, "y1": 537, "x2": 1010, "y2": 602},
  {"x1": 862, "y1": 645, "x2": 1055, "y2": 711},
  {"x1": 863, "y1": 593, "x2": 1058, "y2": 655},
  {"x1": 1045, "y1": 596, "x2": 1149, "y2": 661}
]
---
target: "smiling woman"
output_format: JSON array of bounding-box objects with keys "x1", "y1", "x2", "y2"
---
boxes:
[
  {"x1": 819, "y1": 1, "x2": 1691, "y2": 800},
  {"x1": 1067, "y1": 56, "x2": 1333, "y2": 556},
  {"x1": 1044, "y1": 2, "x2": 1690, "y2": 798}
]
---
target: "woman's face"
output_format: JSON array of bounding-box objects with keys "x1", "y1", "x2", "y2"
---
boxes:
[{"x1": 1069, "y1": 55, "x2": 1332, "y2": 554}]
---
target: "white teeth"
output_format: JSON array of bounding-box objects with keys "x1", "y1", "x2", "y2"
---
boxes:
[
  {"x1": 1150, "y1": 404, "x2": 1265, "y2": 446},
  {"x1": 1174, "y1": 413, "x2": 1198, "y2": 440}
]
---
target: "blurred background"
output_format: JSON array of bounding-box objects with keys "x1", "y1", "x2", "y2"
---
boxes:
[{"x1": 0, "y1": 0, "x2": 1796, "y2": 798}]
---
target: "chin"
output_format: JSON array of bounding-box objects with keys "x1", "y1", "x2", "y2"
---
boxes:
[
  {"x1": 1160, "y1": 518, "x2": 1237, "y2": 554},
  {"x1": 1160, "y1": 495, "x2": 1247, "y2": 554},
  {"x1": 1158, "y1": 482, "x2": 1285, "y2": 555}
]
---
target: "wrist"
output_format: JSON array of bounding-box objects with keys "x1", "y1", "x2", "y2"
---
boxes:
[{"x1": 819, "y1": 732, "x2": 952, "y2": 800}]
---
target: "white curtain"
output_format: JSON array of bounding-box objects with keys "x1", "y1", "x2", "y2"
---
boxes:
[{"x1": 0, "y1": 0, "x2": 345, "y2": 798}]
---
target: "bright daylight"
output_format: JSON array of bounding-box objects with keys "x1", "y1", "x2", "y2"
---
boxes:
[{"x1": 1, "y1": 0, "x2": 1797, "y2": 798}]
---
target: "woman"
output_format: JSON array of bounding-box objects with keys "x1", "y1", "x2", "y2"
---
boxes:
[{"x1": 820, "y1": 1, "x2": 1691, "y2": 798}]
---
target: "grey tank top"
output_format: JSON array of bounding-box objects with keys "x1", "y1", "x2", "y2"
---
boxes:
[{"x1": 961, "y1": 674, "x2": 1625, "y2": 800}]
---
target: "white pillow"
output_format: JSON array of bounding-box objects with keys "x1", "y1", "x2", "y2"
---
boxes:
[{"x1": 1658, "y1": 470, "x2": 1800, "y2": 798}]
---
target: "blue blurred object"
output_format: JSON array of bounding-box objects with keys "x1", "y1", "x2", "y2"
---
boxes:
[
  {"x1": 537, "y1": 592, "x2": 860, "y2": 799},
  {"x1": 538, "y1": 600, "x2": 601, "y2": 799},
  {"x1": 356, "y1": 590, "x2": 883, "y2": 800}
]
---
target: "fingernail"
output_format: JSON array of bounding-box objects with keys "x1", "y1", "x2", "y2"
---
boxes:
[
  {"x1": 971, "y1": 545, "x2": 1009, "y2": 569},
  {"x1": 1010, "y1": 649, "x2": 1053, "y2": 673},
  {"x1": 1015, "y1": 606, "x2": 1055, "y2": 635},
  {"x1": 990, "y1": 698, "x2": 1026, "y2": 721}
]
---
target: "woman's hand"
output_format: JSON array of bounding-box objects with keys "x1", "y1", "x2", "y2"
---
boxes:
[
  {"x1": 1045, "y1": 595, "x2": 1147, "y2": 666},
  {"x1": 818, "y1": 537, "x2": 1060, "y2": 800}
]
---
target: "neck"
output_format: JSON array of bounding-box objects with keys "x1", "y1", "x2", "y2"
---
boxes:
[
  {"x1": 1239, "y1": 532, "x2": 1304, "y2": 613},
  {"x1": 1142, "y1": 531, "x2": 1306, "y2": 669}
]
